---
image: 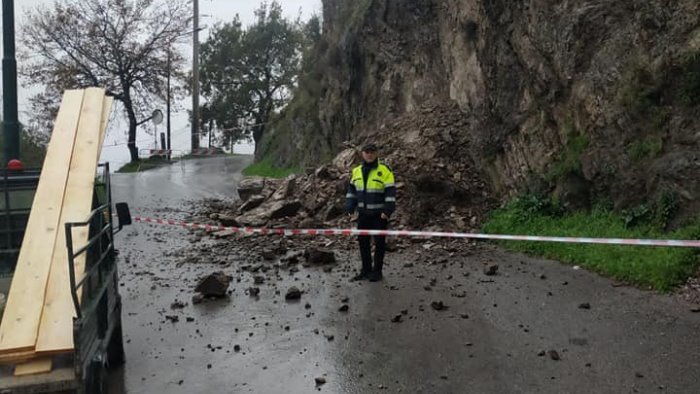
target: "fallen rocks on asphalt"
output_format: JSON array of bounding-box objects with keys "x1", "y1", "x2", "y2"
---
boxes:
[
  {"x1": 484, "y1": 264, "x2": 499, "y2": 276},
  {"x1": 305, "y1": 247, "x2": 336, "y2": 265},
  {"x1": 578, "y1": 302, "x2": 591, "y2": 310},
  {"x1": 165, "y1": 315, "x2": 179, "y2": 323},
  {"x1": 391, "y1": 314, "x2": 403, "y2": 323},
  {"x1": 286, "y1": 286, "x2": 302, "y2": 300},
  {"x1": 195, "y1": 272, "x2": 232, "y2": 298},
  {"x1": 315, "y1": 377, "x2": 327, "y2": 386},
  {"x1": 218, "y1": 214, "x2": 240, "y2": 227},
  {"x1": 431, "y1": 301, "x2": 448, "y2": 311},
  {"x1": 260, "y1": 249, "x2": 277, "y2": 260},
  {"x1": 548, "y1": 350, "x2": 561, "y2": 361},
  {"x1": 339, "y1": 304, "x2": 349, "y2": 312},
  {"x1": 170, "y1": 300, "x2": 187, "y2": 309},
  {"x1": 248, "y1": 287, "x2": 261, "y2": 297}
]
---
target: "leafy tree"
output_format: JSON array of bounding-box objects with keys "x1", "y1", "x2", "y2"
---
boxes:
[
  {"x1": 199, "y1": 1, "x2": 303, "y2": 152},
  {"x1": 21, "y1": 0, "x2": 191, "y2": 162}
]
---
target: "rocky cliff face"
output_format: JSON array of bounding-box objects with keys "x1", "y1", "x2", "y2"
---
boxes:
[{"x1": 261, "y1": 0, "x2": 700, "y2": 219}]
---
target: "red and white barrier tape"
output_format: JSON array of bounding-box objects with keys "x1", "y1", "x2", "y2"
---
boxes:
[{"x1": 132, "y1": 216, "x2": 700, "y2": 248}]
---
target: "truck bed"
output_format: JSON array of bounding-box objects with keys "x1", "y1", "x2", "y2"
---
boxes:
[{"x1": 0, "y1": 366, "x2": 77, "y2": 393}]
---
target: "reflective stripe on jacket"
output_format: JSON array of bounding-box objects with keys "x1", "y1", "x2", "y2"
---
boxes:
[{"x1": 345, "y1": 161, "x2": 396, "y2": 216}]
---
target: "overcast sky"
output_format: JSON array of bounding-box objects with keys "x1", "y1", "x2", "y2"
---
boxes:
[{"x1": 8, "y1": 0, "x2": 321, "y2": 165}]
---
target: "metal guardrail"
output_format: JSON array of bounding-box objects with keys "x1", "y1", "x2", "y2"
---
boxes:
[{"x1": 65, "y1": 163, "x2": 116, "y2": 320}]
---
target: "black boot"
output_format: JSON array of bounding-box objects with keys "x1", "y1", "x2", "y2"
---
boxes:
[
  {"x1": 352, "y1": 270, "x2": 371, "y2": 281},
  {"x1": 368, "y1": 270, "x2": 383, "y2": 282}
]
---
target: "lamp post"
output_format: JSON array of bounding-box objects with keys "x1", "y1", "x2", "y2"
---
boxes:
[
  {"x1": 191, "y1": 0, "x2": 200, "y2": 152},
  {"x1": 166, "y1": 49, "x2": 171, "y2": 159},
  {"x1": 165, "y1": 27, "x2": 204, "y2": 160},
  {"x1": 2, "y1": 0, "x2": 20, "y2": 165}
]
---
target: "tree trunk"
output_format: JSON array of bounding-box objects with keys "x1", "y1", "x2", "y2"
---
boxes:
[
  {"x1": 124, "y1": 99, "x2": 139, "y2": 162},
  {"x1": 252, "y1": 97, "x2": 274, "y2": 155},
  {"x1": 252, "y1": 123, "x2": 264, "y2": 154},
  {"x1": 121, "y1": 87, "x2": 140, "y2": 162},
  {"x1": 127, "y1": 121, "x2": 138, "y2": 162}
]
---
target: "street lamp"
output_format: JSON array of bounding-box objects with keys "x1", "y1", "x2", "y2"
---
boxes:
[
  {"x1": 165, "y1": 27, "x2": 205, "y2": 160},
  {"x1": 2, "y1": 0, "x2": 20, "y2": 165},
  {"x1": 192, "y1": 0, "x2": 200, "y2": 152}
]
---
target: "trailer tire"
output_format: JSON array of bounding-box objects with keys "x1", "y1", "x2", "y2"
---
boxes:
[{"x1": 107, "y1": 321, "x2": 126, "y2": 367}]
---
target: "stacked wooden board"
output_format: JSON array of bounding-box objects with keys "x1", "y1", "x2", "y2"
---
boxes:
[{"x1": 0, "y1": 88, "x2": 112, "y2": 376}]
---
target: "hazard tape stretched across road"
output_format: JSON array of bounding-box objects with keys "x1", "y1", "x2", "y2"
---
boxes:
[{"x1": 132, "y1": 216, "x2": 700, "y2": 248}]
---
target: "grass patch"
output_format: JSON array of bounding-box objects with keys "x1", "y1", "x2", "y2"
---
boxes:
[
  {"x1": 242, "y1": 156, "x2": 300, "y2": 178},
  {"x1": 483, "y1": 195, "x2": 700, "y2": 292},
  {"x1": 117, "y1": 156, "x2": 171, "y2": 173},
  {"x1": 627, "y1": 137, "x2": 663, "y2": 161}
]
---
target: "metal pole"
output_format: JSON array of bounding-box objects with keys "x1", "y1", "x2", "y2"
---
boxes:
[
  {"x1": 2, "y1": 0, "x2": 20, "y2": 163},
  {"x1": 191, "y1": 0, "x2": 200, "y2": 152},
  {"x1": 166, "y1": 50, "x2": 171, "y2": 160}
]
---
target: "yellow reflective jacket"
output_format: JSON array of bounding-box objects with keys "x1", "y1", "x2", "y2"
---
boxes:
[{"x1": 345, "y1": 160, "x2": 396, "y2": 216}]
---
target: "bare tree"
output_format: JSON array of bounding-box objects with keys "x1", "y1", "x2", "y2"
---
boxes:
[{"x1": 21, "y1": 0, "x2": 191, "y2": 162}]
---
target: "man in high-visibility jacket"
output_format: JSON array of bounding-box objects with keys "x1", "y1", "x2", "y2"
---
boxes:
[{"x1": 345, "y1": 143, "x2": 396, "y2": 282}]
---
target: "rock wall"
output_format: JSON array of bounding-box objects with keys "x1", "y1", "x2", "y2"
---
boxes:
[{"x1": 260, "y1": 0, "x2": 700, "y2": 217}]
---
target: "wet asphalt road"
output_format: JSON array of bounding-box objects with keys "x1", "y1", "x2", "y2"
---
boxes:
[{"x1": 107, "y1": 156, "x2": 700, "y2": 394}]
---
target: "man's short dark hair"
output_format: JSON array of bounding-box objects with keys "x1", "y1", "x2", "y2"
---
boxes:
[{"x1": 361, "y1": 143, "x2": 378, "y2": 152}]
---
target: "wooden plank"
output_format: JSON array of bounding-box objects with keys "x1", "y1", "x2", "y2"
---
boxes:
[
  {"x1": 14, "y1": 358, "x2": 52, "y2": 376},
  {"x1": 0, "y1": 350, "x2": 36, "y2": 364},
  {"x1": 97, "y1": 97, "x2": 113, "y2": 157},
  {"x1": 0, "y1": 90, "x2": 85, "y2": 355},
  {"x1": 75, "y1": 96, "x2": 112, "y2": 301},
  {"x1": 35, "y1": 88, "x2": 107, "y2": 355}
]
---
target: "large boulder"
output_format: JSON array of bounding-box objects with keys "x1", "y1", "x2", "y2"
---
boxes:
[
  {"x1": 238, "y1": 177, "x2": 266, "y2": 201},
  {"x1": 324, "y1": 203, "x2": 345, "y2": 221},
  {"x1": 270, "y1": 200, "x2": 302, "y2": 219},
  {"x1": 237, "y1": 199, "x2": 303, "y2": 226},
  {"x1": 195, "y1": 272, "x2": 232, "y2": 297},
  {"x1": 261, "y1": 178, "x2": 285, "y2": 198},
  {"x1": 305, "y1": 248, "x2": 336, "y2": 265},
  {"x1": 332, "y1": 148, "x2": 357, "y2": 172},
  {"x1": 239, "y1": 195, "x2": 266, "y2": 212},
  {"x1": 218, "y1": 214, "x2": 240, "y2": 227},
  {"x1": 271, "y1": 176, "x2": 297, "y2": 201}
]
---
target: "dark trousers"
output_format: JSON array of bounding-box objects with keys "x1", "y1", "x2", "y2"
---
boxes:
[{"x1": 357, "y1": 214, "x2": 387, "y2": 274}]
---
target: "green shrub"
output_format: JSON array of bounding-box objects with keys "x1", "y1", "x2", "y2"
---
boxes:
[
  {"x1": 627, "y1": 137, "x2": 663, "y2": 161},
  {"x1": 484, "y1": 195, "x2": 700, "y2": 292}
]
